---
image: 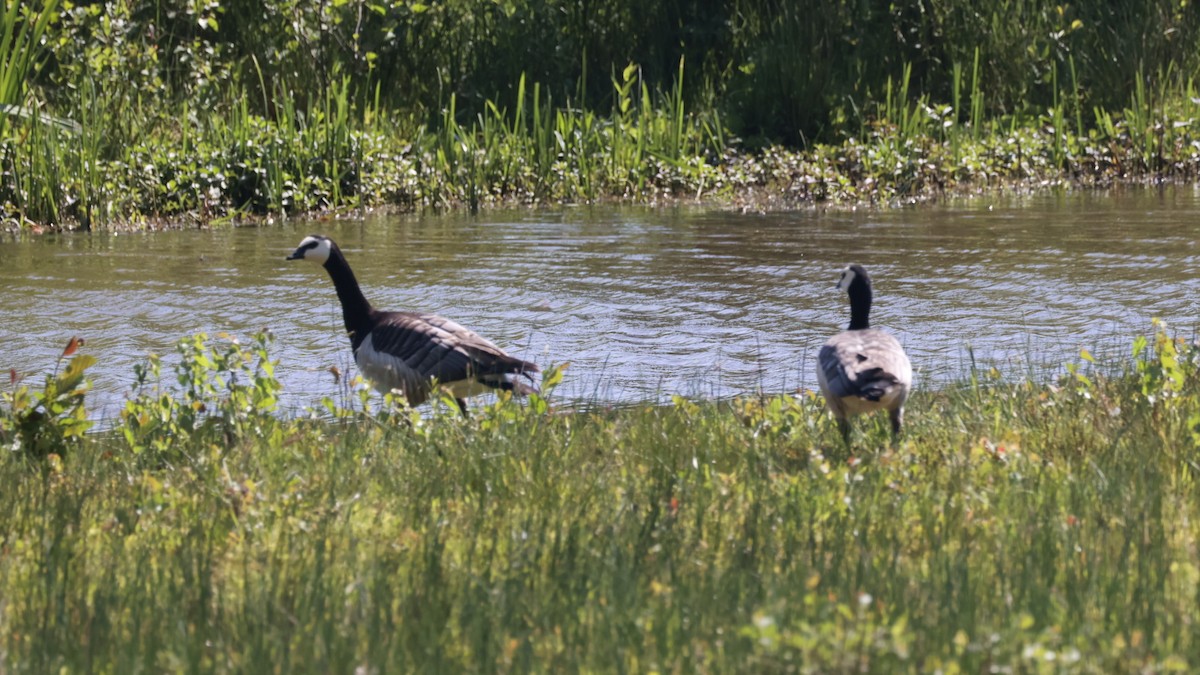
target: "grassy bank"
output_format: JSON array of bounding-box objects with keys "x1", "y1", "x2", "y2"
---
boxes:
[
  {"x1": 4, "y1": 0, "x2": 1200, "y2": 228},
  {"x1": 2, "y1": 329, "x2": 1199, "y2": 671},
  {"x1": 7, "y1": 60, "x2": 1200, "y2": 231}
]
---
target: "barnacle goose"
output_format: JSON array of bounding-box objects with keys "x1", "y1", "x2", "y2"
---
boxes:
[
  {"x1": 816, "y1": 263, "x2": 913, "y2": 441},
  {"x1": 287, "y1": 234, "x2": 539, "y2": 415}
]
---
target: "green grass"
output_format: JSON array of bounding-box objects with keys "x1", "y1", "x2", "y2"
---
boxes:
[{"x1": 1, "y1": 329, "x2": 1199, "y2": 672}]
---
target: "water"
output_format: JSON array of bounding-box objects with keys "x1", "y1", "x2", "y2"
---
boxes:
[{"x1": 2, "y1": 186, "x2": 1198, "y2": 416}]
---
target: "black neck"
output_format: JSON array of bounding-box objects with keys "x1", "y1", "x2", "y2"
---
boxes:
[
  {"x1": 847, "y1": 277, "x2": 872, "y2": 330},
  {"x1": 322, "y1": 246, "x2": 373, "y2": 344}
]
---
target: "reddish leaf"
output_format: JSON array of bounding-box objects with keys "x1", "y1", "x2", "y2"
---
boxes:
[{"x1": 61, "y1": 336, "x2": 85, "y2": 358}]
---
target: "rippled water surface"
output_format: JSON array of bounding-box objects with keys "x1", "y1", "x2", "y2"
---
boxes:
[{"x1": 3, "y1": 187, "x2": 1199, "y2": 415}]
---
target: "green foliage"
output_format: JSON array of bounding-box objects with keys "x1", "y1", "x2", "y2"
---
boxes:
[
  {"x1": 120, "y1": 331, "x2": 282, "y2": 462},
  {"x1": 0, "y1": 336, "x2": 94, "y2": 457},
  {"x1": 1133, "y1": 320, "x2": 1189, "y2": 399},
  {"x1": 0, "y1": 0, "x2": 60, "y2": 110},
  {"x1": 724, "y1": 0, "x2": 1200, "y2": 145},
  {"x1": 0, "y1": 0, "x2": 67, "y2": 224},
  {"x1": 4, "y1": 1, "x2": 1200, "y2": 227},
  {"x1": 146, "y1": 0, "x2": 1196, "y2": 147},
  {"x1": 2, "y1": 330, "x2": 1200, "y2": 671}
]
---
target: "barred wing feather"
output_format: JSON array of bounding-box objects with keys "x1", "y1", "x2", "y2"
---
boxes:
[{"x1": 358, "y1": 311, "x2": 539, "y2": 402}]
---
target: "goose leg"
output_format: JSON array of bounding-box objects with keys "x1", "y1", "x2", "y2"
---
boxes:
[
  {"x1": 889, "y1": 408, "x2": 903, "y2": 437},
  {"x1": 455, "y1": 397, "x2": 471, "y2": 419}
]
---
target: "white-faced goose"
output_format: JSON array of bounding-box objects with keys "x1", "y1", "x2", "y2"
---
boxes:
[
  {"x1": 287, "y1": 234, "x2": 539, "y2": 415},
  {"x1": 816, "y1": 263, "x2": 913, "y2": 442}
]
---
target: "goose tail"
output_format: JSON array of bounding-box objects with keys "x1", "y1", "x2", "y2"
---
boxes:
[{"x1": 480, "y1": 356, "x2": 541, "y2": 396}]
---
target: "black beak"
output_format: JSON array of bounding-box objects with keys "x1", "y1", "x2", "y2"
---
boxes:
[{"x1": 286, "y1": 250, "x2": 303, "y2": 261}]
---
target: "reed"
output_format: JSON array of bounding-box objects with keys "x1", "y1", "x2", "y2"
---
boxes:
[{"x1": 0, "y1": 0, "x2": 58, "y2": 113}]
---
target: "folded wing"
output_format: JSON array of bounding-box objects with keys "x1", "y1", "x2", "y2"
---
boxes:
[
  {"x1": 818, "y1": 329, "x2": 911, "y2": 402},
  {"x1": 359, "y1": 311, "x2": 539, "y2": 402}
]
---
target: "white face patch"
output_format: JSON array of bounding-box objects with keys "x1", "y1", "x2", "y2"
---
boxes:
[
  {"x1": 837, "y1": 265, "x2": 857, "y2": 291},
  {"x1": 289, "y1": 235, "x2": 332, "y2": 264}
]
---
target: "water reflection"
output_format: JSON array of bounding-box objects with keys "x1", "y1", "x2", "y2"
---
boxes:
[{"x1": 1, "y1": 185, "x2": 1198, "y2": 416}]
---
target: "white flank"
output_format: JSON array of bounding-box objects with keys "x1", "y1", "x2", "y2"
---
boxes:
[
  {"x1": 355, "y1": 332, "x2": 489, "y2": 405},
  {"x1": 355, "y1": 333, "x2": 424, "y2": 400}
]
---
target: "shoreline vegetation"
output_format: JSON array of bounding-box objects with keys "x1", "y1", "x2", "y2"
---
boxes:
[
  {"x1": 4, "y1": 0, "x2": 1200, "y2": 229},
  {"x1": 2, "y1": 328, "x2": 1200, "y2": 670}
]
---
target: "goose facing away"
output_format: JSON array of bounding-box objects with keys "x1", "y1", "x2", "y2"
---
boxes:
[
  {"x1": 287, "y1": 234, "x2": 539, "y2": 414},
  {"x1": 816, "y1": 264, "x2": 912, "y2": 441}
]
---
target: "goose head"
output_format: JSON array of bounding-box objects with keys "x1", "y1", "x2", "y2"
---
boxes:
[
  {"x1": 836, "y1": 263, "x2": 871, "y2": 293},
  {"x1": 286, "y1": 234, "x2": 334, "y2": 265}
]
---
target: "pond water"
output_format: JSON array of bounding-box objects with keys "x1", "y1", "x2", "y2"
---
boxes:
[{"x1": 2, "y1": 186, "x2": 1198, "y2": 417}]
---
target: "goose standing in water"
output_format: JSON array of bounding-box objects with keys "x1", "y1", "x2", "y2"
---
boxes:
[
  {"x1": 816, "y1": 264, "x2": 913, "y2": 442},
  {"x1": 287, "y1": 234, "x2": 539, "y2": 415}
]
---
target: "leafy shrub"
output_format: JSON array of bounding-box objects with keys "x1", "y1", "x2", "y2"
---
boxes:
[
  {"x1": 120, "y1": 331, "x2": 282, "y2": 462},
  {"x1": 0, "y1": 336, "x2": 94, "y2": 457}
]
